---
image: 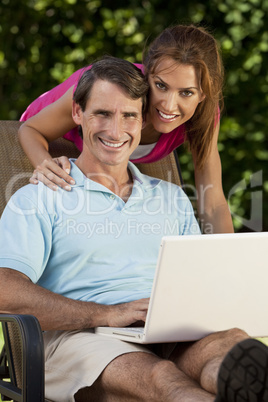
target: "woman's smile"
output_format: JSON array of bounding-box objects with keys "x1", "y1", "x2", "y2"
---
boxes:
[{"x1": 157, "y1": 109, "x2": 180, "y2": 122}]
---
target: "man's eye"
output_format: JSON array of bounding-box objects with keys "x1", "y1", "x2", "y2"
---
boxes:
[
  {"x1": 98, "y1": 111, "x2": 109, "y2": 117},
  {"x1": 124, "y1": 113, "x2": 136, "y2": 118}
]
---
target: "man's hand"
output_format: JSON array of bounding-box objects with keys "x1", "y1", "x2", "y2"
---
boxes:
[{"x1": 106, "y1": 298, "x2": 149, "y2": 327}]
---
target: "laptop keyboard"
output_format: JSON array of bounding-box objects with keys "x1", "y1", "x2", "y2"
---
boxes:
[{"x1": 118, "y1": 327, "x2": 144, "y2": 333}]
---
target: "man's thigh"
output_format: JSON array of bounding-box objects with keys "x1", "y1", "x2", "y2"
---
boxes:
[
  {"x1": 43, "y1": 329, "x2": 156, "y2": 402},
  {"x1": 75, "y1": 351, "x2": 166, "y2": 402}
]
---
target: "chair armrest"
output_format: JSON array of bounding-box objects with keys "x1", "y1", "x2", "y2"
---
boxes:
[{"x1": 0, "y1": 314, "x2": 44, "y2": 402}]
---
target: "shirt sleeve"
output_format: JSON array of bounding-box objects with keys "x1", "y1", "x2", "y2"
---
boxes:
[
  {"x1": 0, "y1": 186, "x2": 53, "y2": 282},
  {"x1": 182, "y1": 200, "x2": 201, "y2": 235}
]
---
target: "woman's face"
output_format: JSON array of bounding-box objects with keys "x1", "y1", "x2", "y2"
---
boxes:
[{"x1": 147, "y1": 57, "x2": 205, "y2": 133}]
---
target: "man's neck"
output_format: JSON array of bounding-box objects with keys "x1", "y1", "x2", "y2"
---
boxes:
[{"x1": 74, "y1": 155, "x2": 134, "y2": 202}]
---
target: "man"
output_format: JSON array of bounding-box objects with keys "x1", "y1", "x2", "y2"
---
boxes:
[{"x1": 0, "y1": 56, "x2": 267, "y2": 402}]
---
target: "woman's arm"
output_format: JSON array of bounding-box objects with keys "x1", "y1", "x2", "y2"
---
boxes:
[
  {"x1": 192, "y1": 123, "x2": 234, "y2": 234},
  {"x1": 18, "y1": 87, "x2": 77, "y2": 190}
]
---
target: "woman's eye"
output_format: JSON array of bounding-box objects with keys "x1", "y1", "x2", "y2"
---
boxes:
[
  {"x1": 181, "y1": 91, "x2": 193, "y2": 97},
  {"x1": 155, "y1": 82, "x2": 166, "y2": 90}
]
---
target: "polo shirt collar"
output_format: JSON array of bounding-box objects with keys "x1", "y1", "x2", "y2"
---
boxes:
[
  {"x1": 69, "y1": 159, "x2": 162, "y2": 193},
  {"x1": 128, "y1": 162, "x2": 162, "y2": 192}
]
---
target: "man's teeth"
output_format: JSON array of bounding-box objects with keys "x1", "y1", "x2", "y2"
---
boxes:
[
  {"x1": 101, "y1": 139, "x2": 125, "y2": 148},
  {"x1": 158, "y1": 110, "x2": 177, "y2": 120}
]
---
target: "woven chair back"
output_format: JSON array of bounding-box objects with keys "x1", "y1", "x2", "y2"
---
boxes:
[{"x1": 0, "y1": 120, "x2": 182, "y2": 217}]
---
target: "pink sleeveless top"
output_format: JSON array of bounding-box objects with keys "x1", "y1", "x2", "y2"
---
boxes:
[{"x1": 20, "y1": 63, "x2": 187, "y2": 163}]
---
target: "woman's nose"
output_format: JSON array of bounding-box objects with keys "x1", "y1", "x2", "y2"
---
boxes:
[{"x1": 162, "y1": 92, "x2": 179, "y2": 113}]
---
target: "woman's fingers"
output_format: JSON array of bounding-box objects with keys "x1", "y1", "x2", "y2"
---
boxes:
[{"x1": 29, "y1": 157, "x2": 75, "y2": 191}]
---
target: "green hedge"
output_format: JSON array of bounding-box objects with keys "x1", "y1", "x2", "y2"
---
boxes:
[{"x1": 0, "y1": 0, "x2": 267, "y2": 231}]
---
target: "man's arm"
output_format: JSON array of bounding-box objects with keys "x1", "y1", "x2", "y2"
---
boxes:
[{"x1": 0, "y1": 268, "x2": 149, "y2": 331}]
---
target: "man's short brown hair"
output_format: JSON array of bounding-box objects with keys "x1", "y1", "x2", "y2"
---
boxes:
[{"x1": 73, "y1": 56, "x2": 148, "y2": 115}]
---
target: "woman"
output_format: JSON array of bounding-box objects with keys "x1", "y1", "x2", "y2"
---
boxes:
[{"x1": 18, "y1": 24, "x2": 233, "y2": 233}]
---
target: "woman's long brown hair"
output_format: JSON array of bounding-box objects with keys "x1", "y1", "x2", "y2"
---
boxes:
[{"x1": 143, "y1": 24, "x2": 224, "y2": 169}]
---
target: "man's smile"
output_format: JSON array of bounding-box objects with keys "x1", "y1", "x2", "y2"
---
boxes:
[{"x1": 99, "y1": 138, "x2": 127, "y2": 148}]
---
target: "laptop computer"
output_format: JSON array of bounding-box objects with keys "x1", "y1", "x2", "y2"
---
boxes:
[{"x1": 95, "y1": 232, "x2": 268, "y2": 343}]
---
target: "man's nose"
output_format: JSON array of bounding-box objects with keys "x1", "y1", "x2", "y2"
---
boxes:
[{"x1": 108, "y1": 116, "x2": 123, "y2": 140}]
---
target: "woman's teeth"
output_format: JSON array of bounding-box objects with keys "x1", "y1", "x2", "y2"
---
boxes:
[
  {"x1": 101, "y1": 139, "x2": 125, "y2": 148},
  {"x1": 158, "y1": 110, "x2": 177, "y2": 120}
]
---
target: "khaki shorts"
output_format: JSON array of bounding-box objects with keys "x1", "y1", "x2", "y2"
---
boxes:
[{"x1": 43, "y1": 329, "x2": 176, "y2": 402}]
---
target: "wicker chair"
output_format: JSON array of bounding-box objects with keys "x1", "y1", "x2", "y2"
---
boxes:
[{"x1": 0, "y1": 120, "x2": 183, "y2": 402}]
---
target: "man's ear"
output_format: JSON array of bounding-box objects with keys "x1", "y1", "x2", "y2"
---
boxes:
[
  {"x1": 142, "y1": 119, "x2": 146, "y2": 130},
  {"x1": 72, "y1": 101, "x2": 83, "y2": 125}
]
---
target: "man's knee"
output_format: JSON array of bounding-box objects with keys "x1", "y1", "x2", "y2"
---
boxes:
[
  {"x1": 151, "y1": 359, "x2": 177, "y2": 382},
  {"x1": 215, "y1": 327, "x2": 249, "y2": 346},
  {"x1": 196, "y1": 327, "x2": 249, "y2": 363}
]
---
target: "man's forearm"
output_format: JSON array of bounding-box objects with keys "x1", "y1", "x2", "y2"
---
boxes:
[
  {"x1": 0, "y1": 268, "x2": 148, "y2": 331},
  {"x1": 0, "y1": 268, "x2": 108, "y2": 330}
]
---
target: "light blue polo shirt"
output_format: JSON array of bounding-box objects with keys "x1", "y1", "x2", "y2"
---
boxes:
[{"x1": 0, "y1": 161, "x2": 200, "y2": 304}]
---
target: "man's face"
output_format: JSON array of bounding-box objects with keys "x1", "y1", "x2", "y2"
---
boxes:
[{"x1": 73, "y1": 80, "x2": 143, "y2": 168}]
